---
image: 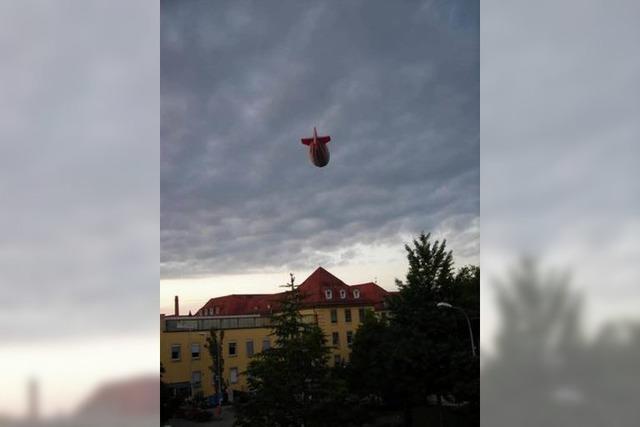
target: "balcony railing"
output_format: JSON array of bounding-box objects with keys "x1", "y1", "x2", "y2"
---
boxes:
[{"x1": 164, "y1": 314, "x2": 317, "y2": 332}]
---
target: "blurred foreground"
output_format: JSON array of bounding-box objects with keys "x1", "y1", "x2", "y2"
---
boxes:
[
  {"x1": 482, "y1": 0, "x2": 640, "y2": 425},
  {"x1": 0, "y1": 376, "x2": 158, "y2": 427},
  {"x1": 483, "y1": 260, "x2": 640, "y2": 426},
  {"x1": 0, "y1": 1, "x2": 158, "y2": 426}
]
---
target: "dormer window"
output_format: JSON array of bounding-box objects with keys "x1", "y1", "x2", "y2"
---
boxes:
[
  {"x1": 353, "y1": 289, "x2": 360, "y2": 299},
  {"x1": 339, "y1": 289, "x2": 346, "y2": 299},
  {"x1": 325, "y1": 289, "x2": 333, "y2": 300}
]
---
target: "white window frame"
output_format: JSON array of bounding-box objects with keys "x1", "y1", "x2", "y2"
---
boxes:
[
  {"x1": 325, "y1": 289, "x2": 333, "y2": 300},
  {"x1": 339, "y1": 289, "x2": 346, "y2": 299},
  {"x1": 230, "y1": 367, "x2": 238, "y2": 384},
  {"x1": 171, "y1": 344, "x2": 181, "y2": 361},
  {"x1": 228, "y1": 341, "x2": 237, "y2": 357},
  {"x1": 191, "y1": 371, "x2": 202, "y2": 388},
  {"x1": 353, "y1": 289, "x2": 360, "y2": 299},
  {"x1": 191, "y1": 343, "x2": 201, "y2": 360}
]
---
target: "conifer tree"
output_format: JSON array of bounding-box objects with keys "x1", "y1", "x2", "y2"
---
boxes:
[{"x1": 234, "y1": 274, "x2": 334, "y2": 427}]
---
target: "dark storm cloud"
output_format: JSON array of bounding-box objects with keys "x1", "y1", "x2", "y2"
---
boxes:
[
  {"x1": 161, "y1": 0, "x2": 479, "y2": 278},
  {"x1": 0, "y1": 1, "x2": 158, "y2": 341}
]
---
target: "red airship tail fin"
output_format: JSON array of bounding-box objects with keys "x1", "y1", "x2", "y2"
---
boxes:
[
  {"x1": 317, "y1": 136, "x2": 331, "y2": 144},
  {"x1": 301, "y1": 138, "x2": 313, "y2": 145}
]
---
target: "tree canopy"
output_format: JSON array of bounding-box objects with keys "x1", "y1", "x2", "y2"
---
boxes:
[
  {"x1": 350, "y1": 232, "x2": 480, "y2": 424},
  {"x1": 234, "y1": 274, "x2": 336, "y2": 427}
]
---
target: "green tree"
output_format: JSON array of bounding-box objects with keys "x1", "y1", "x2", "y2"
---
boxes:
[
  {"x1": 390, "y1": 233, "x2": 462, "y2": 424},
  {"x1": 455, "y1": 264, "x2": 480, "y2": 313},
  {"x1": 234, "y1": 274, "x2": 336, "y2": 427},
  {"x1": 348, "y1": 233, "x2": 479, "y2": 425},
  {"x1": 161, "y1": 363, "x2": 183, "y2": 425},
  {"x1": 205, "y1": 327, "x2": 226, "y2": 405},
  {"x1": 348, "y1": 311, "x2": 395, "y2": 404}
]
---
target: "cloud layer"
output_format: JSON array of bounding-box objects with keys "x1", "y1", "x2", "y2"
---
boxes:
[
  {"x1": 161, "y1": 0, "x2": 480, "y2": 278},
  {"x1": 0, "y1": 1, "x2": 159, "y2": 341}
]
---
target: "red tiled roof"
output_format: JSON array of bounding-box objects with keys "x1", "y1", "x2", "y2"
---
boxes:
[
  {"x1": 196, "y1": 267, "x2": 393, "y2": 316},
  {"x1": 199, "y1": 293, "x2": 282, "y2": 316},
  {"x1": 297, "y1": 266, "x2": 352, "y2": 305},
  {"x1": 351, "y1": 282, "x2": 397, "y2": 310}
]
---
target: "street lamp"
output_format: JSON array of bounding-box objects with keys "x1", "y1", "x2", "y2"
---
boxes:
[{"x1": 437, "y1": 302, "x2": 477, "y2": 357}]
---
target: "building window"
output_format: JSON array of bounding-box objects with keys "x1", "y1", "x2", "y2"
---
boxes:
[
  {"x1": 228, "y1": 342, "x2": 237, "y2": 357},
  {"x1": 339, "y1": 289, "x2": 346, "y2": 299},
  {"x1": 262, "y1": 338, "x2": 270, "y2": 351},
  {"x1": 332, "y1": 332, "x2": 339, "y2": 346},
  {"x1": 191, "y1": 343, "x2": 201, "y2": 359},
  {"x1": 347, "y1": 331, "x2": 353, "y2": 348},
  {"x1": 230, "y1": 368, "x2": 238, "y2": 384},
  {"x1": 358, "y1": 308, "x2": 366, "y2": 322},
  {"x1": 246, "y1": 340, "x2": 254, "y2": 357},
  {"x1": 214, "y1": 306, "x2": 221, "y2": 315},
  {"x1": 345, "y1": 309, "x2": 352, "y2": 323},
  {"x1": 191, "y1": 371, "x2": 202, "y2": 388},
  {"x1": 171, "y1": 344, "x2": 181, "y2": 361},
  {"x1": 325, "y1": 289, "x2": 333, "y2": 300},
  {"x1": 330, "y1": 309, "x2": 337, "y2": 323},
  {"x1": 353, "y1": 289, "x2": 360, "y2": 299},
  {"x1": 334, "y1": 354, "x2": 341, "y2": 365}
]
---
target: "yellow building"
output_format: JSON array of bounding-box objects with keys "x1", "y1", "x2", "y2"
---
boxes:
[{"x1": 160, "y1": 267, "x2": 393, "y2": 399}]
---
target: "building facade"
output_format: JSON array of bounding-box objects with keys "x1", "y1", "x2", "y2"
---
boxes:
[{"x1": 160, "y1": 267, "x2": 393, "y2": 398}]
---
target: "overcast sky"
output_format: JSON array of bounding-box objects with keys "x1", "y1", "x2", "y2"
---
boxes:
[
  {"x1": 481, "y1": 0, "x2": 640, "y2": 353},
  {"x1": 161, "y1": 0, "x2": 479, "y2": 298},
  {"x1": 0, "y1": 0, "x2": 158, "y2": 418}
]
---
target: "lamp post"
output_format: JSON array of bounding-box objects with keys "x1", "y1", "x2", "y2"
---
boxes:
[{"x1": 436, "y1": 302, "x2": 477, "y2": 357}]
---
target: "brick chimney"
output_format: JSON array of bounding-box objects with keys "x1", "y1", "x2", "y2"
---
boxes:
[{"x1": 174, "y1": 296, "x2": 179, "y2": 316}]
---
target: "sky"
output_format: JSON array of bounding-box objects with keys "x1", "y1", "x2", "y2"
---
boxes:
[
  {"x1": 481, "y1": 0, "x2": 640, "y2": 354},
  {"x1": 0, "y1": 0, "x2": 158, "y2": 418},
  {"x1": 160, "y1": 0, "x2": 480, "y2": 313}
]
